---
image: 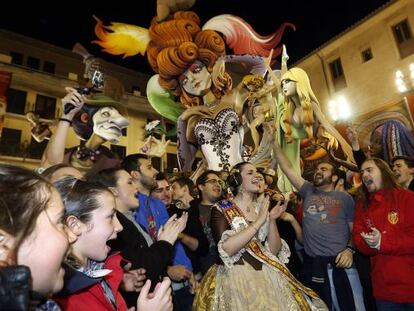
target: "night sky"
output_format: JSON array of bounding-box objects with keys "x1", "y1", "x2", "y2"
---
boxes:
[{"x1": 0, "y1": 0, "x2": 390, "y2": 75}]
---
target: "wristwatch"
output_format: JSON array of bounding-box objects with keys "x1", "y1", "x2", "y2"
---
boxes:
[{"x1": 346, "y1": 246, "x2": 356, "y2": 254}]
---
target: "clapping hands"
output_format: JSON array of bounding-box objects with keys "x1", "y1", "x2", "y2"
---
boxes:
[
  {"x1": 136, "y1": 278, "x2": 173, "y2": 311},
  {"x1": 269, "y1": 199, "x2": 288, "y2": 221},
  {"x1": 122, "y1": 263, "x2": 146, "y2": 292},
  {"x1": 157, "y1": 213, "x2": 188, "y2": 245}
]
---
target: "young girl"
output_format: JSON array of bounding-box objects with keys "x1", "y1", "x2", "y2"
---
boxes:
[
  {"x1": 92, "y1": 168, "x2": 186, "y2": 307},
  {"x1": 54, "y1": 177, "x2": 173, "y2": 311},
  {"x1": 0, "y1": 164, "x2": 76, "y2": 310},
  {"x1": 53, "y1": 178, "x2": 127, "y2": 310}
]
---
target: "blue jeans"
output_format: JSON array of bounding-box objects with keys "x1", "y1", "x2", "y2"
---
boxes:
[
  {"x1": 376, "y1": 300, "x2": 414, "y2": 311},
  {"x1": 327, "y1": 265, "x2": 366, "y2": 311}
]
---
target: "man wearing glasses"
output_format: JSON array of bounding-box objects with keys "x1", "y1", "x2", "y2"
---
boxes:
[{"x1": 194, "y1": 170, "x2": 224, "y2": 274}]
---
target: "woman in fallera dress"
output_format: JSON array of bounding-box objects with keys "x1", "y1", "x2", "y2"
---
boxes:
[{"x1": 193, "y1": 162, "x2": 327, "y2": 310}]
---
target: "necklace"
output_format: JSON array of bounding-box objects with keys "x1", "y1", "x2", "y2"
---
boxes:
[
  {"x1": 234, "y1": 198, "x2": 259, "y2": 221},
  {"x1": 76, "y1": 145, "x2": 101, "y2": 162}
]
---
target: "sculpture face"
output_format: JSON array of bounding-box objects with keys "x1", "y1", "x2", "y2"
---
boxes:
[
  {"x1": 281, "y1": 79, "x2": 297, "y2": 97},
  {"x1": 92, "y1": 106, "x2": 129, "y2": 143},
  {"x1": 179, "y1": 61, "x2": 212, "y2": 96}
]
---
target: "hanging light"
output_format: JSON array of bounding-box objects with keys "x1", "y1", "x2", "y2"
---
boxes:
[
  {"x1": 328, "y1": 96, "x2": 351, "y2": 121},
  {"x1": 409, "y1": 63, "x2": 414, "y2": 87},
  {"x1": 395, "y1": 70, "x2": 407, "y2": 93}
]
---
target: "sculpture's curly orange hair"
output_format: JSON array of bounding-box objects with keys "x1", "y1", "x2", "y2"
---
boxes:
[{"x1": 146, "y1": 11, "x2": 230, "y2": 107}]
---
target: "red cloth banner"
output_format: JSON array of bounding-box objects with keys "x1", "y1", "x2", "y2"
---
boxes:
[{"x1": 0, "y1": 71, "x2": 12, "y2": 138}]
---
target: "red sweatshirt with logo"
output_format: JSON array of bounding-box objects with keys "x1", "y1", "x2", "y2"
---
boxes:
[{"x1": 353, "y1": 188, "x2": 414, "y2": 303}]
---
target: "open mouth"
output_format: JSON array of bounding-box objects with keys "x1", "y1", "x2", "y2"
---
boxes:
[{"x1": 363, "y1": 179, "x2": 373, "y2": 186}]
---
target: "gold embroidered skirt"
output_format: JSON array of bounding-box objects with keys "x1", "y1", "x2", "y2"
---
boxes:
[{"x1": 193, "y1": 263, "x2": 325, "y2": 311}]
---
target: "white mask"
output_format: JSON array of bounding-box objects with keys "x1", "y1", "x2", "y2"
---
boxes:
[{"x1": 92, "y1": 106, "x2": 129, "y2": 143}]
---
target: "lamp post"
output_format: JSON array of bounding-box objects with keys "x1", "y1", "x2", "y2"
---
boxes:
[
  {"x1": 395, "y1": 63, "x2": 414, "y2": 93},
  {"x1": 395, "y1": 63, "x2": 414, "y2": 128},
  {"x1": 328, "y1": 95, "x2": 351, "y2": 122}
]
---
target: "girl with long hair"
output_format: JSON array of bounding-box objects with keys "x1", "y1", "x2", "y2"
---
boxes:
[{"x1": 0, "y1": 164, "x2": 77, "y2": 310}]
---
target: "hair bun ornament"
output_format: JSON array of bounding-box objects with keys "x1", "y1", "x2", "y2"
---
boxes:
[{"x1": 228, "y1": 168, "x2": 242, "y2": 188}]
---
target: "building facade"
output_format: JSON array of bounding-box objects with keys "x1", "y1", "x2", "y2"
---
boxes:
[
  {"x1": 294, "y1": 0, "x2": 414, "y2": 148},
  {"x1": 0, "y1": 29, "x2": 181, "y2": 171}
]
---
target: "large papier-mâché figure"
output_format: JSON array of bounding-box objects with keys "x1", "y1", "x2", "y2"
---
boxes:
[{"x1": 93, "y1": 6, "x2": 294, "y2": 172}]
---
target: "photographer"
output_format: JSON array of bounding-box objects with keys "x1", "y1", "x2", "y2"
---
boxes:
[{"x1": 40, "y1": 80, "x2": 129, "y2": 177}]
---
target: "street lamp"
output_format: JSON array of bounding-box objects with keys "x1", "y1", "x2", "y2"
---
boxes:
[
  {"x1": 395, "y1": 63, "x2": 414, "y2": 93},
  {"x1": 328, "y1": 95, "x2": 351, "y2": 121}
]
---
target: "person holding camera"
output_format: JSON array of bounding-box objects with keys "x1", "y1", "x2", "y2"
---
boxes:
[{"x1": 193, "y1": 161, "x2": 326, "y2": 310}]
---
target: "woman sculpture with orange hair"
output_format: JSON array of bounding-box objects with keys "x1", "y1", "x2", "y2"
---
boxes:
[{"x1": 93, "y1": 8, "x2": 294, "y2": 172}]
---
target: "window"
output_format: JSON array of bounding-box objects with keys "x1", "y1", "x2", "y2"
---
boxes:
[
  {"x1": 132, "y1": 85, "x2": 141, "y2": 96},
  {"x1": 392, "y1": 19, "x2": 414, "y2": 58},
  {"x1": 28, "y1": 137, "x2": 47, "y2": 159},
  {"x1": 361, "y1": 48, "x2": 373, "y2": 63},
  {"x1": 166, "y1": 153, "x2": 179, "y2": 173},
  {"x1": 43, "y1": 61, "x2": 56, "y2": 74},
  {"x1": 393, "y1": 19, "x2": 412, "y2": 44},
  {"x1": 35, "y1": 95, "x2": 56, "y2": 119},
  {"x1": 0, "y1": 128, "x2": 21, "y2": 157},
  {"x1": 122, "y1": 128, "x2": 127, "y2": 137},
  {"x1": 10, "y1": 52, "x2": 23, "y2": 65},
  {"x1": 165, "y1": 121, "x2": 177, "y2": 143},
  {"x1": 329, "y1": 58, "x2": 347, "y2": 91},
  {"x1": 152, "y1": 156, "x2": 161, "y2": 172},
  {"x1": 6, "y1": 88, "x2": 27, "y2": 114},
  {"x1": 110, "y1": 144, "x2": 126, "y2": 160},
  {"x1": 27, "y1": 56, "x2": 40, "y2": 70}
]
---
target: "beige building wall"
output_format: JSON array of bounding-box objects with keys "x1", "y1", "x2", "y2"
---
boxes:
[
  {"x1": 295, "y1": 0, "x2": 414, "y2": 133},
  {"x1": 0, "y1": 29, "x2": 166, "y2": 170}
]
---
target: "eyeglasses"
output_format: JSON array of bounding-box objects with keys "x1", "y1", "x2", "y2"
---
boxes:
[{"x1": 204, "y1": 179, "x2": 222, "y2": 186}]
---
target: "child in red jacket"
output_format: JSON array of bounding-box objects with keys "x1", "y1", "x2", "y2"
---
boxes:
[{"x1": 54, "y1": 177, "x2": 173, "y2": 311}]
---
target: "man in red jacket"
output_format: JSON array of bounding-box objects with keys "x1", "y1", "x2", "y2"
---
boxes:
[{"x1": 353, "y1": 157, "x2": 414, "y2": 310}]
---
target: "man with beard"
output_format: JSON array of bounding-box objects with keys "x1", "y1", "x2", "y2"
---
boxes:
[
  {"x1": 272, "y1": 141, "x2": 365, "y2": 311},
  {"x1": 121, "y1": 154, "x2": 194, "y2": 311},
  {"x1": 353, "y1": 158, "x2": 414, "y2": 309}
]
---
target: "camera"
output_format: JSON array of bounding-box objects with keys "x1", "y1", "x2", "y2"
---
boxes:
[
  {"x1": 76, "y1": 70, "x2": 104, "y2": 95},
  {"x1": 64, "y1": 70, "x2": 104, "y2": 115}
]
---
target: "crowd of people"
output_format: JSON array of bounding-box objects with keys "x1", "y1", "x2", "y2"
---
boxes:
[
  {"x1": 1, "y1": 2, "x2": 414, "y2": 311},
  {"x1": 1, "y1": 108, "x2": 414, "y2": 310}
]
